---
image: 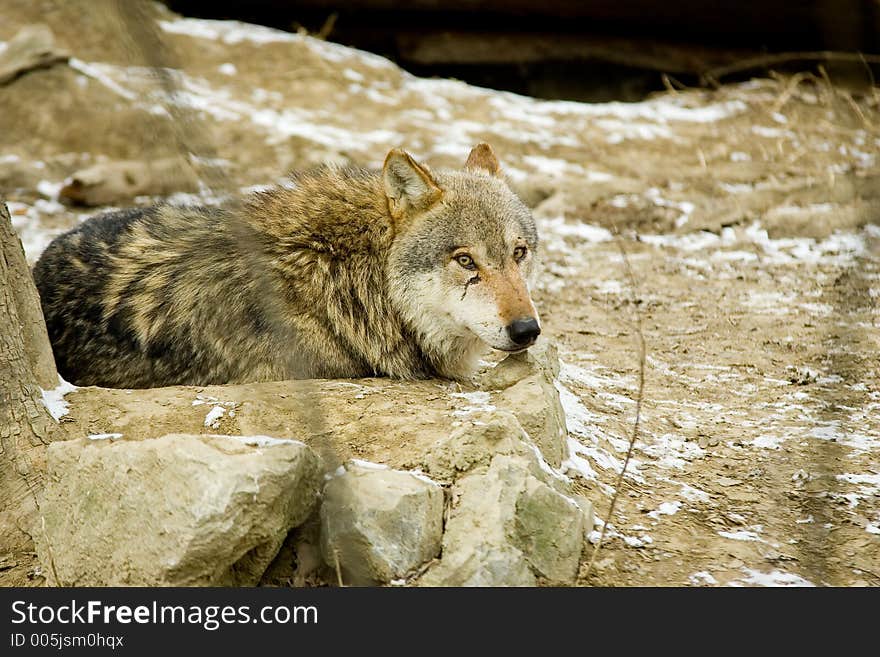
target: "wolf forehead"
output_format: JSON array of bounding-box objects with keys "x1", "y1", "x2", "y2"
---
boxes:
[{"x1": 396, "y1": 172, "x2": 538, "y2": 268}]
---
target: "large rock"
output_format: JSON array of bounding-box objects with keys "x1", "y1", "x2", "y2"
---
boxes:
[
  {"x1": 421, "y1": 408, "x2": 590, "y2": 586},
  {"x1": 36, "y1": 433, "x2": 321, "y2": 586},
  {"x1": 320, "y1": 463, "x2": 444, "y2": 585},
  {"x1": 0, "y1": 24, "x2": 68, "y2": 85},
  {"x1": 419, "y1": 453, "x2": 587, "y2": 586},
  {"x1": 480, "y1": 344, "x2": 569, "y2": 468},
  {"x1": 58, "y1": 158, "x2": 199, "y2": 206},
  {"x1": 497, "y1": 374, "x2": 568, "y2": 468},
  {"x1": 479, "y1": 342, "x2": 561, "y2": 390},
  {"x1": 423, "y1": 410, "x2": 537, "y2": 481},
  {"x1": 514, "y1": 475, "x2": 589, "y2": 583}
]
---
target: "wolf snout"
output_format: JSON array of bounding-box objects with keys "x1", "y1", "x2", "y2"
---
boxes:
[{"x1": 506, "y1": 317, "x2": 541, "y2": 347}]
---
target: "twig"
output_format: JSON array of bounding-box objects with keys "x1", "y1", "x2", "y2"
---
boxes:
[
  {"x1": 40, "y1": 516, "x2": 61, "y2": 586},
  {"x1": 661, "y1": 73, "x2": 681, "y2": 94},
  {"x1": 332, "y1": 548, "x2": 345, "y2": 587},
  {"x1": 818, "y1": 65, "x2": 876, "y2": 132},
  {"x1": 839, "y1": 91, "x2": 875, "y2": 131},
  {"x1": 858, "y1": 52, "x2": 879, "y2": 106},
  {"x1": 769, "y1": 72, "x2": 812, "y2": 114},
  {"x1": 316, "y1": 12, "x2": 338, "y2": 41},
  {"x1": 584, "y1": 228, "x2": 647, "y2": 581},
  {"x1": 817, "y1": 64, "x2": 836, "y2": 109},
  {"x1": 852, "y1": 564, "x2": 880, "y2": 583},
  {"x1": 701, "y1": 50, "x2": 880, "y2": 85}
]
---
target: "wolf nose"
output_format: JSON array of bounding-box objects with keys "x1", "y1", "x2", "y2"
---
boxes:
[{"x1": 507, "y1": 318, "x2": 541, "y2": 346}]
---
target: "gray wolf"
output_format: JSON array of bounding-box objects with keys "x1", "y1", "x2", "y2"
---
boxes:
[{"x1": 33, "y1": 143, "x2": 541, "y2": 388}]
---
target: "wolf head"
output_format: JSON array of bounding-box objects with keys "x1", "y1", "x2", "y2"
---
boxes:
[{"x1": 385, "y1": 143, "x2": 540, "y2": 377}]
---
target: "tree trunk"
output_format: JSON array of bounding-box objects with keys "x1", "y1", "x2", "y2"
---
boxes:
[{"x1": 0, "y1": 199, "x2": 60, "y2": 556}]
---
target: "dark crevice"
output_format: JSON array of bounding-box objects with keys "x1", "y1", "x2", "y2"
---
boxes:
[{"x1": 162, "y1": 1, "x2": 879, "y2": 102}]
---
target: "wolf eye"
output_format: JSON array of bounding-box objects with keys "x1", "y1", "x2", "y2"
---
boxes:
[
  {"x1": 513, "y1": 246, "x2": 528, "y2": 261},
  {"x1": 455, "y1": 253, "x2": 476, "y2": 270}
]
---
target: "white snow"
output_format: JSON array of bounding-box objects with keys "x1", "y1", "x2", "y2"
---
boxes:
[
  {"x1": 213, "y1": 434, "x2": 304, "y2": 448},
  {"x1": 520, "y1": 155, "x2": 613, "y2": 182},
  {"x1": 40, "y1": 377, "x2": 78, "y2": 421},
  {"x1": 331, "y1": 458, "x2": 442, "y2": 487},
  {"x1": 159, "y1": 18, "x2": 394, "y2": 69},
  {"x1": 451, "y1": 390, "x2": 496, "y2": 416},
  {"x1": 639, "y1": 431, "x2": 706, "y2": 470},
  {"x1": 349, "y1": 458, "x2": 389, "y2": 471},
  {"x1": 36, "y1": 179, "x2": 63, "y2": 200},
  {"x1": 689, "y1": 571, "x2": 718, "y2": 586},
  {"x1": 835, "y1": 473, "x2": 880, "y2": 507},
  {"x1": 729, "y1": 569, "x2": 815, "y2": 587},
  {"x1": 808, "y1": 421, "x2": 879, "y2": 451},
  {"x1": 638, "y1": 221, "x2": 871, "y2": 273},
  {"x1": 7, "y1": 199, "x2": 83, "y2": 262},
  {"x1": 88, "y1": 433, "x2": 123, "y2": 440},
  {"x1": 203, "y1": 406, "x2": 226, "y2": 428},
  {"x1": 648, "y1": 501, "x2": 682, "y2": 520},
  {"x1": 68, "y1": 58, "x2": 138, "y2": 100},
  {"x1": 160, "y1": 18, "x2": 299, "y2": 45},
  {"x1": 539, "y1": 216, "x2": 614, "y2": 243},
  {"x1": 752, "y1": 125, "x2": 794, "y2": 139},
  {"x1": 645, "y1": 187, "x2": 695, "y2": 227},
  {"x1": 718, "y1": 529, "x2": 763, "y2": 542},
  {"x1": 560, "y1": 438, "x2": 600, "y2": 484},
  {"x1": 406, "y1": 468, "x2": 442, "y2": 487},
  {"x1": 622, "y1": 534, "x2": 653, "y2": 547},
  {"x1": 751, "y1": 434, "x2": 786, "y2": 450},
  {"x1": 676, "y1": 482, "x2": 711, "y2": 503}
]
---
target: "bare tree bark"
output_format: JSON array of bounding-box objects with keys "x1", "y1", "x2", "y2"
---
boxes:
[{"x1": 0, "y1": 199, "x2": 60, "y2": 556}]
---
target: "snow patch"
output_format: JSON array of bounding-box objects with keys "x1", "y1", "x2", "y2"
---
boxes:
[
  {"x1": 211, "y1": 434, "x2": 304, "y2": 448},
  {"x1": 40, "y1": 377, "x2": 78, "y2": 421},
  {"x1": 36, "y1": 179, "x2": 64, "y2": 200},
  {"x1": 689, "y1": 571, "x2": 718, "y2": 586},
  {"x1": 451, "y1": 391, "x2": 496, "y2": 416},
  {"x1": 68, "y1": 58, "x2": 137, "y2": 100},
  {"x1": 648, "y1": 501, "x2": 681, "y2": 520},
  {"x1": 718, "y1": 530, "x2": 763, "y2": 542},
  {"x1": 729, "y1": 569, "x2": 815, "y2": 587},
  {"x1": 539, "y1": 216, "x2": 614, "y2": 244},
  {"x1": 752, "y1": 434, "x2": 786, "y2": 450},
  {"x1": 204, "y1": 406, "x2": 226, "y2": 428}
]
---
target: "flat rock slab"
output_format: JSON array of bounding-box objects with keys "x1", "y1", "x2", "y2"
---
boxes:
[
  {"x1": 37, "y1": 433, "x2": 321, "y2": 586},
  {"x1": 61, "y1": 348, "x2": 568, "y2": 476}
]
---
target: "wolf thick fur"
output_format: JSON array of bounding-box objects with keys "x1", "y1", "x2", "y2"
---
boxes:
[{"x1": 33, "y1": 144, "x2": 540, "y2": 388}]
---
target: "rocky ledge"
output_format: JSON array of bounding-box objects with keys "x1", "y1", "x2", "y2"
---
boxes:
[{"x1": 36, "y1": 343, "x2": 594, "y2": 586}]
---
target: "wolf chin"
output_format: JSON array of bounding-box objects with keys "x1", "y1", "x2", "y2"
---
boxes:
[{"x1": 33, "y1": 143, "x2": 541, "y2": 388}]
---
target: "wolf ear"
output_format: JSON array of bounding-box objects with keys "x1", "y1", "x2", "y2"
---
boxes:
[
  {"x1": 383, "y1": 149, "x2": 443, "y2": 222},
  {"x1": 465, "y1": 142, "x2": 502, "y2": 177}
]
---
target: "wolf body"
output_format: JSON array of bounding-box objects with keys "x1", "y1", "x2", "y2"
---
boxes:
[{"x1": 33, "y1": 144, "x2": 541, "y2": 388}]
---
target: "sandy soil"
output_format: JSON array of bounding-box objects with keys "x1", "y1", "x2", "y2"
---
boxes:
[
  {"x1": 1, "y1": 0, "x2": 878, "y2": 586},
  {"x1": 541, "y1": 211, "x2": 879, "y2": 587}
]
